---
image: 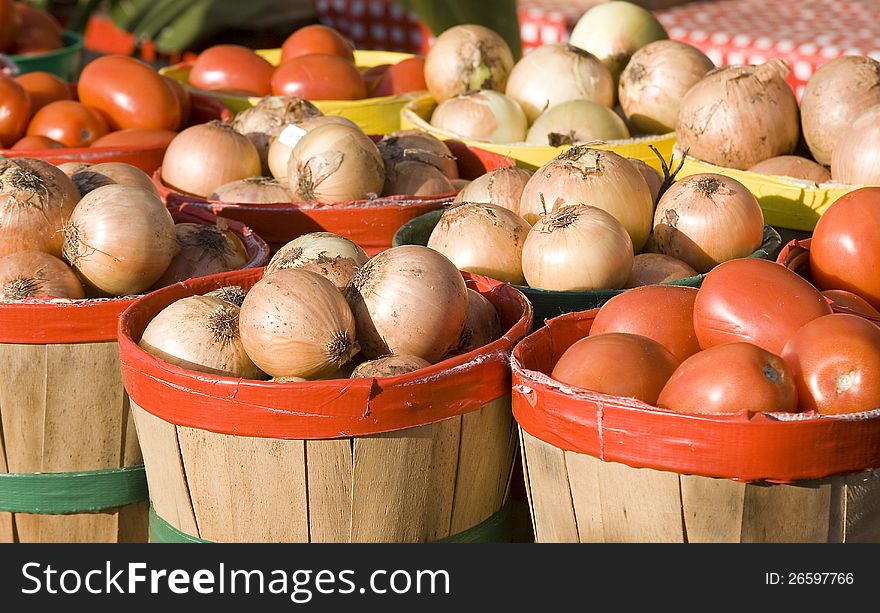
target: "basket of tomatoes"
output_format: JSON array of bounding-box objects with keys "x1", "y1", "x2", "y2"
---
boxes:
[{"x1": 0, "y1": 1, "x2": 83, "y2": 80}]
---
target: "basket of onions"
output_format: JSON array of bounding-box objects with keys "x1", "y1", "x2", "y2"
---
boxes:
[
  {"x1": 158, "y1": 24, "x2": 427, "y2": 133},
  {"x1": 0, "y1": 55, "x2": 231, "y2": 173},
  {"x1": 400, "y1": 8, "x2": 708, "y2": 170},
  {"x1": 393, "y1": 145, "x2": 782, "y2": 326},
  {"x1": 513, "y1": 259, "x2": 880, "y2": 543},
  {"x1": 0, "y1": 158, "x2": 268, "y2": 543},
  {"x1": 674, "y1": 54, "x2": 880, "y2": 232},
  {"x1": 153, "y1": 101, "x2": 513, "y2": 255},
  {"x1": 117, "y1": 236, "x2": 532, "y2": 543}
]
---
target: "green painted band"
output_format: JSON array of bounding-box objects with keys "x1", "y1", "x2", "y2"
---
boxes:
[
  {"x1": 0, "y1": 465, "x2": 148, "y2": 514},
  {"x1": 149, "y1": 501, "x2": 513, "y2": 544}
]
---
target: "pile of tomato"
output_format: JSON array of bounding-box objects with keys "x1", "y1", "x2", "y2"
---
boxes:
[{"x1": 0, "y1": 0, "x2": 65, "y2": 56}]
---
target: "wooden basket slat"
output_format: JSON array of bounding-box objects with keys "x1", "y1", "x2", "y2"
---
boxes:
[
  {"x1": 518, "y1": 428, "x2": 538, "y2": 539},
  {"x1": 741, "y1": 480, "x2": 832, "y2": 543},
  {"x1": 424, "y1": 417, "x2": 461, "y2": 541},
  {"x1": 0, "y1": 344, "x2": 48, "y2": 474},
  {"x1": 563, "y1": 450, "x2": 605, "y2": 542},
  {"x1": 305, "y1": 439, "x2": 353, "y2": 543},
  {"x1": 122, "y1": 395, "x2": 143, "y2": 466},
  {"x1": 843, "y1": 471, "x2": 880, "y2": 542},
  {"x1": 0, "y1": 414, "x2": 11, "y2": 541},
  {"x1": 680, "y1": 475, "x2": 746, "y2": 542},
  {"x1": 176, "y1": 426, "x2": 237, "y2": 542},
  {"x1": 118, "y1": 502, "x2": 150, "y2": 542},
  {"x1": 521, "y1": 430, "x2": 579, "y2": 542}
]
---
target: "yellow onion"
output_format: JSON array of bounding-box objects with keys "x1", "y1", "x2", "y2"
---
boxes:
[
  {"x1": 265, "y1": 231, "x2": 369, "y2": 290},
  {"x1": 270, "y1": 375, "x2": 308, "y2": 383},
  {"x1": 162, "y1": 121, "x2": 262, "y2": 198},
  {"x1": 140, "y1": 295, "x2": 264, "y2": 378},
  {"x1": 446, "y1": 288, "x2": 502, "y2": 356},
  {"x1": 627, "y1": 158, "x2": 663, "y2": 205},
  {"x1": 377, "y1": 130, "x2": 459, "y2": 179},
  {"x1": 831, "y1": 106, "x2": 880, "y2": 185},
  {"x1": 231, "y1": 95, "x2": 322, "y2": 172},
  {"x1": 70, "y1": 162, "x2": 160, "y2": 198},
  {"x1": 748, "y1": 155, "x2": 832, "y2": 183},
  {"x1": 346, "y1": 245, "x2": 468, "y2": 361},
  {"x1": 0, "y1": 158, "x2": 80, "y2": 258},
  {"x1": 453, "y1": 166, "x2": 533, "y2": 214},
  {"x1": 268, "y1": 116, "x2": 359, "y2": 180},
  {"x1": 526, "y1": 100, "x2": 629, "y2": 146},
  {"x1": 618, "y1": 40, "x2": 714, "y2": 135},
  {"x1": 239, "y1": 268, "x2": 359, "y2": 379},
  {"x1": 57, "y1": 162, "x2": 92, "y2": 177},
  {"x1": 427, "y1": 202, "x2": 530, "y2": 284},
  {"x1": 430, "y1": 90, "x2": 527, "y2": 144},
  {"x1": 382, "y1": 161, "x2": 454, "y2": 197},
  {"x1": 206, "y1": 284, "x2": 248, "y2": 307},
  {"x1": 62, "y1": 185, "x2": 178, "y2": 296},
  {"x1": 0, "y1": 251, "x2": 84, "y2": 301},
  {"x1": 676, "y1": 59, "x2": 800, "y2": 170},
  {"x1": 624, "y1": 253, "x2": 697, "y2": 288},
  {"x1": 209, "y1": 177, "x2": 292, "y2": 203},
  {"x1": 652, "y1": 173, "x2": 764, "y2": 273},
  {"x1": 287, "y1": 123, "x2": 385, "y2": 203},
  {"x1": 424, "y1": 24, "x2": 515, "y2": 104},
  {"x1": 522, "y1": 204, "x2": 633, "y2": 291},
  {"x1": 152, "y1": 222, "x2": 248, "y2": 289},
  {"x1": 519, "y1": 146, "x2": 653, "y2": 250},
  {"x1": 350, "y1": 355, "x2": 432, "y2": 378},
  {"x1": 505, "y1": 43, "x2": 614, "y2": 121}
]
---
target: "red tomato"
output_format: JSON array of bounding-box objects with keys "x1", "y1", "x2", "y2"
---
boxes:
[
  {"x1": 362, "y1": 64, "x2": 390, "y2": 96},
  {"x1": 78, "y1": 55, "x2": 181, "y2": 131},
  {"x1": 0, "y1": 75, "x2": 31, "y2": 147},
  {"x1": 590, "y1": 285, "x2": 700, "y2": 363},
  {"x1": 163, "y1": 76, "x2": 191, "y2": 127},
  {"x1": 551, "y1": 332, "x2": 680, "y2": 405},
  {"x1": 188, "y1": 45, "x2": 274, "y2": 97},
  {"x1": 781, "y1": 314, "x2": 880, "y2": 414},
  {"x1": 693, "y1": 258, "x2": 832, "y2": 355},
  {"x1": 90, "y1": 129, "x2": 177, "y2": 149},
  {"x1": 0, "y1": 0, "x2": 19, "y2": 52},
  {"x1": 821, "y1": 289, "x2": 880, "y2": 317},
  {"x1": 11, "y1": 134, "x2": 63, "y2": 150},
  {"x1": 15, "y1": 71, "x2": 71, "y2": 116},
  {"x1": 811, "y1": 187, "x2": 880, "y2": 310},
  {"x1": 11, "y1": 2, "x2": 62, "y2": 55},
  {"x1": 271, "y1": 54, "x2": 368, "y2": 100},
  {"x1": 372, "y1": 56, "x2": 428, "y2": 96},
  {"x1": 26, "y1": 100, "x2": 109, "y2": 147},
  {"x1": 280, "y1": 24, "x2": 355, "y2": 64},
  {"x1": 657, "y1": 342, "x2": 798, "y2": 414}
]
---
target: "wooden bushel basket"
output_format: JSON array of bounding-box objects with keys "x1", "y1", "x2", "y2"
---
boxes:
[
  {"x1": 0, "y1": 208, "x2": 270, "y2": 543},
  {"x1": 117, "y1": 269, "x2": 532, "y2": 543},
  {"x1": 511, "y1": 309, "x2": 880, "y2": 543}
]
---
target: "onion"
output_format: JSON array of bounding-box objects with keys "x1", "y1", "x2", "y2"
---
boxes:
[
  {"x1": 453, "y1": 167, "x2": 533, "y2": 214},
  {"x1": 618, "y1": 40, "x2": 714, "y2": 134},
  {"x1": 652, "y1": 173, "x2": 764, "y2": 274},
  {"x1": 346, "y1": 245, "x2": 468, "y2": 361},
  {"x1": 239, "y1": 268, "x2": 359, "y2": 379},
  {"x1": 0, "y1": 251, "x2": 84, "y2": 301},
  {"x1": 140, "y1": 295, "x2": 264, "y2": 378},
  {"x1": 519, "y1": 146, "x2": 653, "y2": 250},
  {"x1": 748, "y1": 155, "x2": 832, "y2": 183},
  {"x1": 426, "y1": 202, "x2": 530, "y2": 284},
  {"x1": 446, "y1": 288, "x2": 502, "y2": 356},
  {"x1": 267, "y1": 116, "x2": 358, "y2": 181},
  {"x1": 624, "y1": 253, "x2": 697, "y2": 288},
  {"x1": 270, "y1": 376, "x2": 308, "y2": 383},
  {"x1": 627, "y1": 158, "x2": 663, "y2": 204},
  {"x1": 265, "y1": 231, "x2": 369, "y2": 290},
  {"x1": 676, "y1": 59, "x2": 800, "y2": 170},
  {"x1": 831, "y1": 106, "x2": 880, "y2": 185},
  {"x1": 70, "y1": 162, "x2": 160, "y2": 198},
  {"x1": 231, "y1": 95, "x2": 322, "y2": 172},
  {"x1": 377, "y1": 130, "x2": 459, "y2": 179},
  {"x1": 56, "y1": 162, "x2": 92, "y2": 177},
  {"x1": 206, "y1": 284, "x2": 248, "y2": 307},
  {"x1": 209, "y1": 177, "x2": 292, "y2": 203},
  {"x1": 505, "y1": 43, "x2": 614, "y2": 121},
  {"x1": 295, "y1": 115, "x2": 359, "y2": 131},
  {"x1": 522, "y1": 204, "x2": 633, "y2": 291},
  {"x1": 162, "y1": 121, "x2": 262, "y2": 198},
  {"x1": 568, "y1": 1, "x2": 669, "y2": 82},
  {"x1": 801, "y1": 56, "x2": 880, "y2": 166},
  {"x1": 383, "y1": 161, "x2": 454, "y2": 197},
  {"x1": 62, "y1": 185, "x2": 178, "y2": 296},
  {"x1": 431, "y1": 90, "x2": 527, "y2": 144},
  {"x1": 0, "y1": 158, "x2": 80, "y2": 258},
  {"x1": 526, "y1": 100, "x2": 630, "y2": 146},
  {"x1": 350, "y1": 355, "x2": 432, "y2": 378},
  {"x1": 424, "y1": 24, "x2": 515, "y2": 104},
  {"x1": 451, "y1": 179, "x2": 471, "y2": 191},
  {"x1": 152, "y1": 222, "x2": 248, "y2": 288},
  {"x1": 287, "y1": 123, "x2": 385, "y2": 203}
]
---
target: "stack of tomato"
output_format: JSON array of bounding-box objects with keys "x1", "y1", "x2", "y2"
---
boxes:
[
  {"x1": 186, "y1": 24, "x2": 427, "y2": 101},
  {"x1": 0, "y1": 0, "x2": 65, "y2": 57}
]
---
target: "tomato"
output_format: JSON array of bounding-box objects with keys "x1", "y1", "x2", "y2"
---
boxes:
[
  {"x1": 362, "y1": 64, "x2": 390, "y2": 96},
  {"x1": 693, "y1": 258, "x2": 832, "y2": 355},
  {"x1": 11, "y1": 2, "x2": 62, "y2": 55},
  {"x1": 272, "y1": 54, "x2": 367, "y2": 100},
  {"x1": 188, "y1": 45, "x2": 274, "y2": 97},
  {"x1": 781, "y1": 314, "x2": 880, "y2": 414},
  {"x1": 15, "y1": 71, "x2": 71, "y2": 116},
  {"x1": 78, "y1": 55, "x2": 181, "y2": 131},
  {"x1": 810, "y1": 187, "x2": 880, "y2": 310},
  {"x1": 163, "y1": 76, "x2": 191, "y2": 127},
  {"x1": 0, "y1": 75, "x2": 31, "y2": 147},
  {"x1": 372, "y1": 56, "x2": 428, "y2": 96},
  {"x1": 26, "y1": 100, "x2": 109, "y2": 147},
  {"x1": 551, "y1": 332, "x2": 680, "y2": 404},
  {"x1": 11, "y1": 134, "x2": 63, "y2": 150},
  {"x1": 591, "y1": 286, "x2": 700, "y2": 362},
  {"x1": 90, "y1": 129, "x2": 177, "y2": 149},
  {"x1": 821, "y1": 289, "x2": 880, "y2": 317},
  {"x1": 280, "y1": 24, "x2": 355, "y2": 64},
  {"x1": 657, "y1": 343, "x2": 798, "y2": 414},
  {"x1": 0, "y1": 0, "x2": 19, "y2": 52}
]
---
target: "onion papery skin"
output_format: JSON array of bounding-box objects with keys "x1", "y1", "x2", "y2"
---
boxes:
[
  {"x1": 265, "y1": 231, "x2": 369, "y2": 291},
  {"x1": 152, "y1": 223, "x2": 248, "y2": 289},
  {"x1": 831, "y1": 106, "x2": 880, "y2": 185},
  {"x1": 210, "y1": 177, "x2": 293, "y2": 203},
  {"x1": 231, "y1": 95, "x2": 322, "y2": 173},
  {"x1": 70, "y1": 162, "x2": 160, "y2": 198},
  {"x1": 206, "y1": 284, "x2": 248, "y2": 307},
  {"x1": 446, "y1": 288, "x2": 502, "y2": 357},
  {"x1": 453, "y1": 166, "x2": 533, "y2": 214},
  {"x1": 267, "y1": 116, "x2": 358, "y2": 181},
  {"x1": 748, "y1": 155, "x2": 832, "y2": 183},
  {"x1": 350, "y1": 355, "x2": 432, "y2": 378},
  {"x1": 430, "y1": 90, "x2": 528, "y2": 144},
  {"x1": 624, "y1": 253, "x2": 697, "y2": 288},
  {"x1": 0, "y1": 250, "x2": 84, "y2": 301},
  {"x1": 627, "y1": 157, "x2": 663, "y2": 205},
  {"x1": 526, "y1": 99, "x2": 629, "y2": 146},
  {"x1": 377, "y1": 130, "x2": 459, "y2": 180},
  {"x1": 382, "y1": 161, "x2": 454, "y2": 197}
]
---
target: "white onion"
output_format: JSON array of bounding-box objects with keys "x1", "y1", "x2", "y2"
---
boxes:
[
  {"x1": 267, "y1": 115, "x2": 358, "y2": 181},
  {"x1": 350, "y1": 355, "x2": 432, "y2": 378},
  {"x1": 383, "y1": 161, "x2": 455, "y2": 197},
  {"x1": 831, "y1": 106, "x2": 880, "y2": 185},
  {"x1": 526, "y1": 100, "x2": 630, "y2": 146},
  {"x1": 377, "y1": 130, "x2": 459, "y2": 180},
  {"x1": 446, "y1": 288, "x2": 502, "y2": 356},
  {"x1": 430, "y1": 90, "x2": 528, "y2": 144},
  {"x1": 453, "y1": 166, "x2": 533, "y2": 214},
  {"x1": 265, "y1": 231, "x2": 369, "y2": 290}
]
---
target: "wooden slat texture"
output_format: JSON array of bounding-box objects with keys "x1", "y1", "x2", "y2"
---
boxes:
[
  {"x1": 680, "y1": 475, "x2": 746, "y2": 543},
  {"x1": 842, "y1": 470, "x2": 880, "y2": 543},
  {"x1": 741, "y1": 481, "x2": 832, "y2": 543},
  {"x1": 176, "y1": 426, "x2": 235, "y2": 541},
  {"x1": 517, "y1": 429, "x2": 538, "y2": 539},
  {"x1": 423, "y1": 417, "x2": 461, "y2": 541},
  {"x1": 0, "y1": 412, "x2": 12, "y2": 542},
  {"x1": 306, "y1": 439, "x2": 353, "y2": 543},
  {"x1": 563, "y1": 451, "x2": 605, "y2": 542},
  {"x1": 521, "y1": 430, "x2": 579, "y2": 542}
]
